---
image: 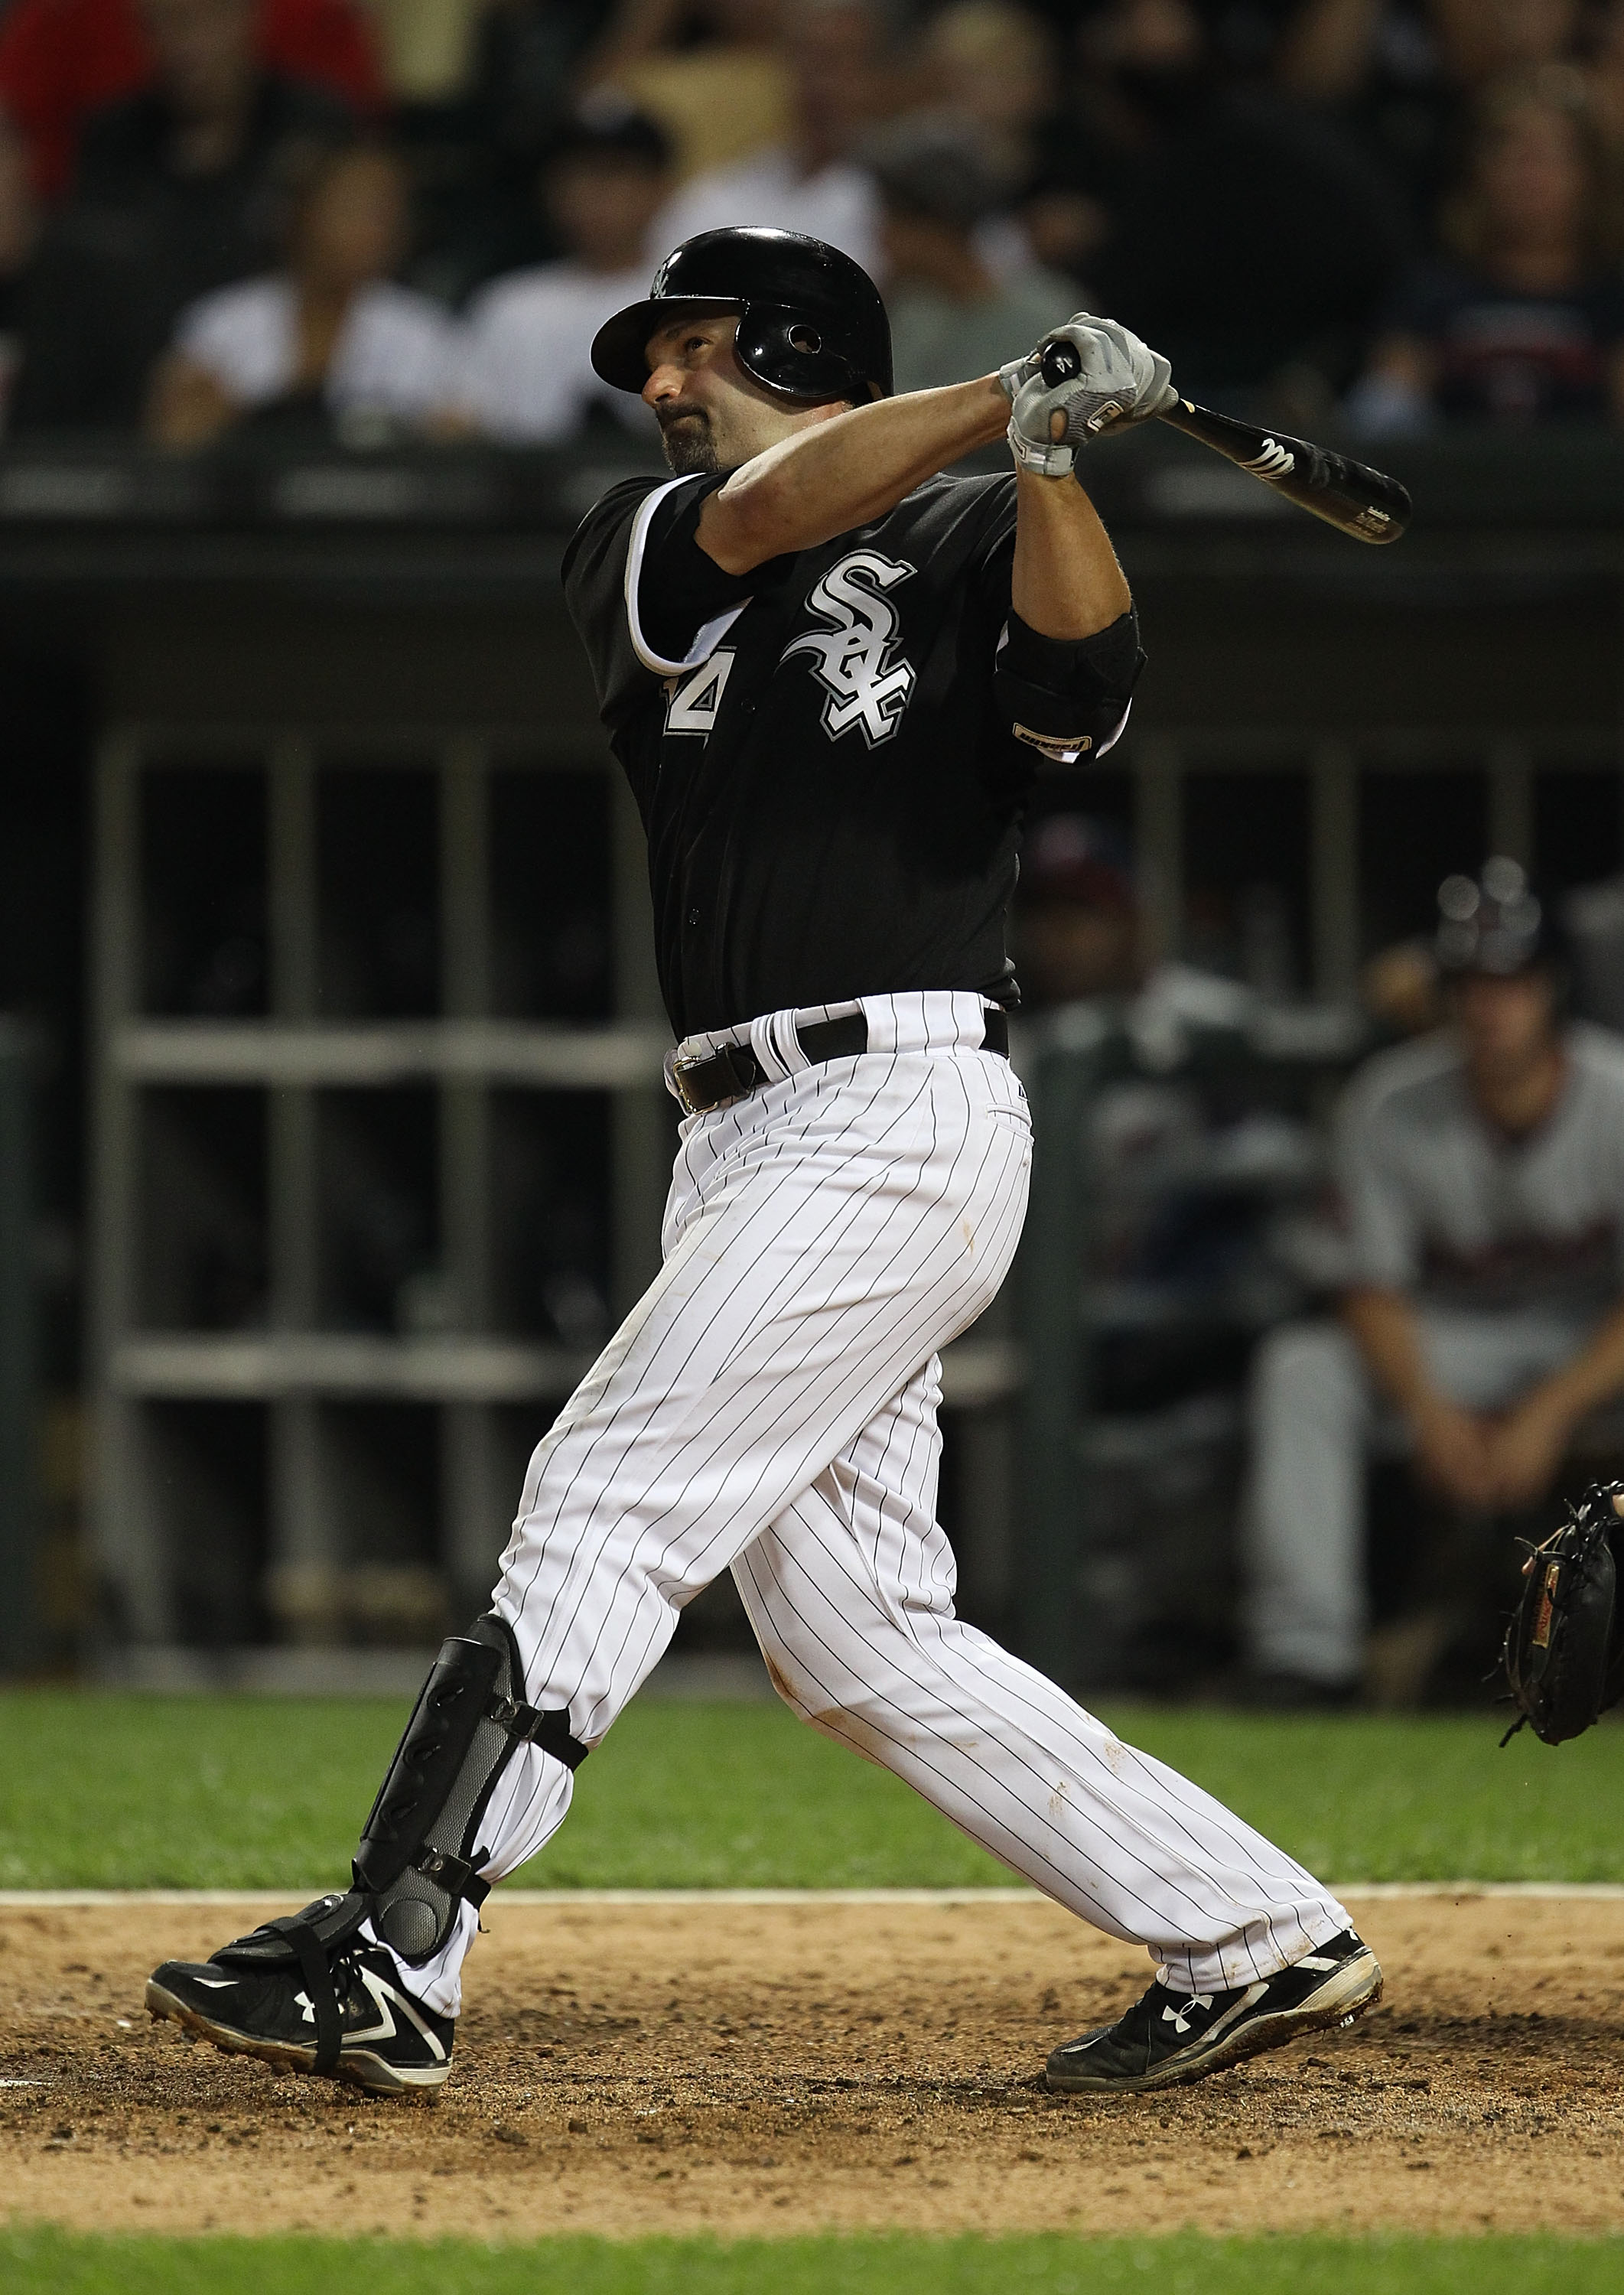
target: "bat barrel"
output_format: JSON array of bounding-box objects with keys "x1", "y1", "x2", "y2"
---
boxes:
[{"x1": 1157, "y1": 398, "x2": 1411, "y2": 545}]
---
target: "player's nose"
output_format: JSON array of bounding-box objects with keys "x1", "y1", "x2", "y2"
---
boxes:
[{"x1": 643, "y1": 361, "x2": 685, "y2": 407}]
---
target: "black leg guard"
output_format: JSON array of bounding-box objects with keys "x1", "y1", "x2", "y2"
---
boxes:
[
  {"x1": 207, "y1": 1616, "x2": 587, "y2": 2037},
  {"x1": 353, "y1": 1612, "x2": 587, "y2": 1961}
]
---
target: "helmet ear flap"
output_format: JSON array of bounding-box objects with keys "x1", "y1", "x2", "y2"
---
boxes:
[{"x1": 734, "y1": 305, "x2": 864, "y2": 404}]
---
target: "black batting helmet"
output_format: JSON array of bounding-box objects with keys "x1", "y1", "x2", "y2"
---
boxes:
[{"x1": 590, "y1": 226, "x2": 893, "y2": 404}]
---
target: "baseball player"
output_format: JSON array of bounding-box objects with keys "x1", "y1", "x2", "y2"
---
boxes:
[
  {"x1": 1248, "y1": 858, "x2": 1624, "y2": 1697},
  {"x1": 146, "y1": 228, "x2": 1380, "y2": 2098}
]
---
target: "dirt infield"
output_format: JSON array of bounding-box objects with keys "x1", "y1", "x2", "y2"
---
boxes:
[{"x1": 3, "y1": 1893, "x2": 1624, "y2": 2239}]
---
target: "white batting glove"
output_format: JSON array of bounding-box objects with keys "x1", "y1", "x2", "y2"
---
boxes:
[
  {"x1": 1004, "y1": 315, "x2": 1177, "y2": 478},
  {"x1": 996, "y1": 346, "x2": 1043, "y2": 401}
]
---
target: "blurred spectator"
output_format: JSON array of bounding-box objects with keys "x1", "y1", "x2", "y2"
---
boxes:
[
  {"x1": 0, "y1": 114, "x2": 41, "y2": 430},
  {"x1": 584, "y1": 0, "x2": 792, "y2": 182},
  {"x1": 12, "y1": 0, "x2": 354, "y2": 431},
  {"x1": 363, "y1": 0, "x2": 490, "y2": 103},
  {"x1": 1430, "y1": 0, "x2": 1580, "y2": 80},
  {"x1": 1586, "y1": 0, "x2": 1624, "y2": 148},
  {"x1": 451, "y1": 104, "x2": 670, "y2": 441},
  {"x1": 0, "y1": 0, "x2": 380, "y2": 202},
  {"x1": 1245, "y1": 858, "x2": 1624, "y2": 1700},
  {"x1": 1032, "y1": 0, "x2": 1404, "y2": 403},
  {"x1": 1347, "y1": 73, "x2": 1624, "y2": 432},
  {"x1": 919, "y1": 0, "x2": 1057, "y2": 196},
  {"x1": 1277, "y1": 1, "x2": 1586, "y2": 223},
  {"x1": 1280, "y1": 0, "x2": 1583, "y2": 102},
  {"x1": 649, "y1": 0, "x2": 901, "y2": 273},
  {"x1": 466, "y1": 0, "x2": 626, "y2": 184},
  {"x1": 871, "y1": 121, "x2": 1075, "y2": 392},
  {"x1": 147, "y1": 138, "x2": 456, "y2": 444}
]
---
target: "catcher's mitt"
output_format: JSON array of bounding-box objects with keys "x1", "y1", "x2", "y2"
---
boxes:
[{"x1": 1501, "y1": 1480, "x2": 1624, "y2": 1746}]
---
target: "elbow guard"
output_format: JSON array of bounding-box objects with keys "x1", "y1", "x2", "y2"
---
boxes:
[{"x1": 993, "y1": 607, "x2": 1145, "y2": 764}]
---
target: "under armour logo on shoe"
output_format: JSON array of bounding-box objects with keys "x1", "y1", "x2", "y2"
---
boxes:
[
  {"x1": 1160, "y1": 1993, "x2": 1212, "y2": 2035},
  {"x1": 295, "y1": 1990, "x2": 316, "y2": 2026}
]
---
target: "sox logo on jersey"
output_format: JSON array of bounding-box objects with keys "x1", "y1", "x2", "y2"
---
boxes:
[{"x1": 781, "y1": 549, "x2": 916, "y2": 747}]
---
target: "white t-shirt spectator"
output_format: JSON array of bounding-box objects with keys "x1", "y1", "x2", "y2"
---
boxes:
[
  {"x1": 173, "y1": 276, "x2": 458, "y2": 419},
  {"x1": 649, "y1": 148, "x2": 878, "y2": 278},
  {"x1": 452, "y1": 262, "x2": 656, "y2": 444}
]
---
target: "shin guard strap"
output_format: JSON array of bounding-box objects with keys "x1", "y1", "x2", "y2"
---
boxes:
[
  {"x1": 490, "y1": 1695, "x2": 588, "y2": 1771},
  {"x1": 266, "y1": 1909, "x2": 343, "y2": 2075},
  {"x1": 413, "y1": 1849, "x2": 491, "y2": 1906}
]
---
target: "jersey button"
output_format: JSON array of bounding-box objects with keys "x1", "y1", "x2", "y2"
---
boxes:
[{"x1": 686, "y1": 907, "x2": 701, "y2": 927}]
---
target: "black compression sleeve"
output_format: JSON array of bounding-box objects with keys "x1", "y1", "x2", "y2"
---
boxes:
[{"x1": 992, "y1": 607, "x2": 1145, "y2": 763}]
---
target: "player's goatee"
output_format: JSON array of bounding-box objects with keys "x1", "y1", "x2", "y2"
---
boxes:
[{"x1": 657, "y1": 408, "x2": 719, "y2": 474}]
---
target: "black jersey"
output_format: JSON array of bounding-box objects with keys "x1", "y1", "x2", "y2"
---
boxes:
[{"x1": 563, "y1": 467, "x2": 1139, "y2": 1040}]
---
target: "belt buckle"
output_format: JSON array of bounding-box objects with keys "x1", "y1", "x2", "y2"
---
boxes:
[{"x1": 670, "y1": 1047, "x2": 707, "y2": 1116}]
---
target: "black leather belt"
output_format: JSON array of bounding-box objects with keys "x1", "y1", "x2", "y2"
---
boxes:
[{"x1": 670, "y1": 1008, "x2": 1010, "y2": 1118}]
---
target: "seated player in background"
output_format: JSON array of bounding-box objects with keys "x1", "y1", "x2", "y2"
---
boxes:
[
  {"x1": 1348, "y1": 70, "x2": 1624, "y2": 434},
  {"x1": 1245, "y1": 858, "x2": 1624, "y2": 1701},
  {"x1": 449, "y1": 104, "x2": 673, "y2": 445},
  {"x1": 147, "y1": 137, "x2": 457, "y2": 444}
]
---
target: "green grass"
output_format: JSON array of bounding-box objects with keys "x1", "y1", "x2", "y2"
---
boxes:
[
  {"x1": 3, "y1": 2233, "x2": 1623, "y2": 2295},
  {"x1": 3, "y1": 1693, "x2": 1624, "y2": 1891}
]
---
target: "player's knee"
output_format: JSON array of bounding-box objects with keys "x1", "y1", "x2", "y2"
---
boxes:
[{"x1": 760, "y1": 1649, "x2": 805, "y2": 1710}]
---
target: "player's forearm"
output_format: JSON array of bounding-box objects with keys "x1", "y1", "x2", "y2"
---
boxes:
[
  {"x1": 698, "y1": 376, "x2": 1010, "y2": 572},
  {"x1": 1011, "y1": 466, "x2": 1133, "y2": 640},
  {"x1": 1341, "y1": 1285, "x2": 1444, "y2": 1422},
  {"x1": 1521, "y1": 1297, "x2": 1624, "y2": 1425}
]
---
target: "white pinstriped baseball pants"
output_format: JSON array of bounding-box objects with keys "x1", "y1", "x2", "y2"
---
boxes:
[{"x1": 376, "y1": 992, "x2": 1349, "y2": 2017}]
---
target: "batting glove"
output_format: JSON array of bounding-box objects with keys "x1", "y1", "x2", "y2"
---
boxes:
[{"x1": 1004, "y1": 315, "x2": 1177, "y2": 479}]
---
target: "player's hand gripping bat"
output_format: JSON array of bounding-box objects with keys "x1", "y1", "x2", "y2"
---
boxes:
[{"x1": 1038, "y1": 339, "x2": 1411, "y2": 546}]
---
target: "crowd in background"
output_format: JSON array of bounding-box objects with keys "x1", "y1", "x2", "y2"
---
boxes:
[{"x1": 2, "y1": 0, "x2": 1624, "y2": 444}]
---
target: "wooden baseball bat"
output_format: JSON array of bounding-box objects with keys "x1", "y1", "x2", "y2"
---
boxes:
[{"x1": 1037, "y1": 340, "x2": 1411, "y2": 545}]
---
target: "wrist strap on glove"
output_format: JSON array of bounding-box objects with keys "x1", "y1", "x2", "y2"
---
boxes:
[{"x1": 1006, "y1": 417, "x2": 1074, "y2": 480}]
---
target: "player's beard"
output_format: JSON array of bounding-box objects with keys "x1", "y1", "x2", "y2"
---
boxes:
[{"x1": 656, "y1": 403, "x2": 721, "y2": 475}]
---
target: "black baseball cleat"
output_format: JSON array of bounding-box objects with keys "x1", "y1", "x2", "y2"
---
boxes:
[
  {"x1": 146, "y1": 1912, "x2": 454, "y2": 2097},
  {"x1": 1044, "y1": 1927, "x2": 1382, "y2": 2095}
]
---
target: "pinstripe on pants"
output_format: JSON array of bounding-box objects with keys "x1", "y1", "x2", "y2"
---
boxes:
[{"x1": 374, "y1": 993, "x2": 1350, "y2": 2017}]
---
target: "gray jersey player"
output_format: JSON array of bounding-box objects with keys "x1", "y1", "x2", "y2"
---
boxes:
[{"x1": 1248, "y1": 857, "x2": 1624, "y2": 1696}]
